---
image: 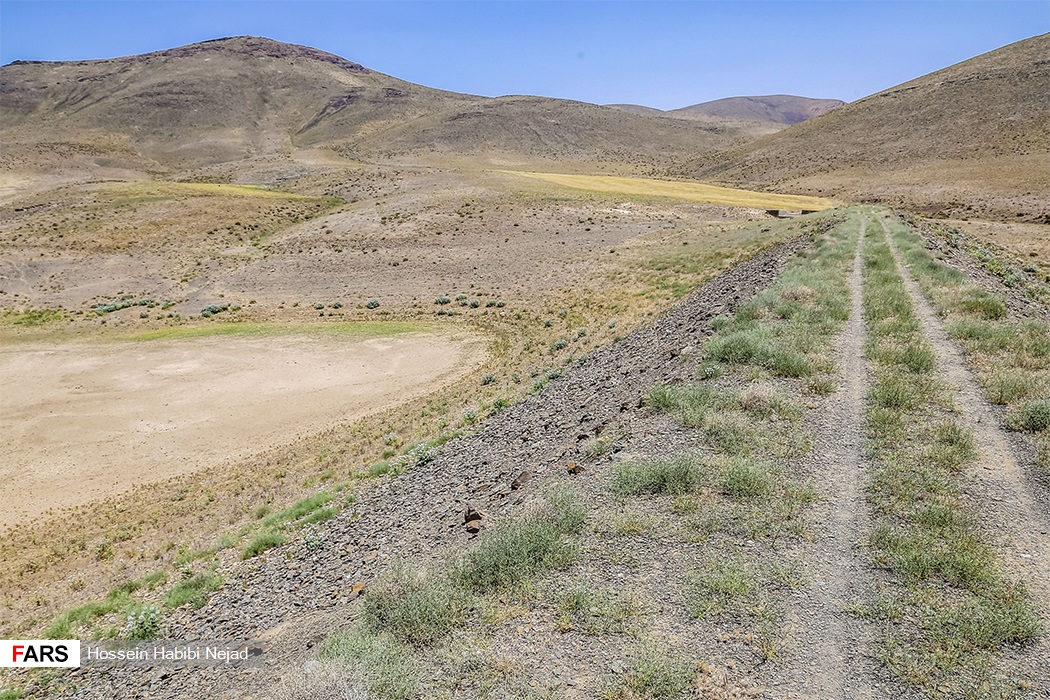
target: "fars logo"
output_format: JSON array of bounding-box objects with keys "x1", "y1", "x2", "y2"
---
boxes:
[{"x1": 0, "y1": 640, "x2": 80, "y2": 667}]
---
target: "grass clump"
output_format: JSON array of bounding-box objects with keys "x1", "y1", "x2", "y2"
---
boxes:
[
  {"x1": 610, "y1": 457, "x2": 701, "y2": 497},
  {"x1": 606, "y1": 645, "x2": 696, "y2": 699},
  {"x1": 554, "y1": 583, "x2": 637, "y2": 636},
  {"x1": 241, "y1": 529, "x2": 285, "y2": 559},
  {"x1": 164, "y1": 571, "x2": 223, "y2": 609},
  {"x1": 362, "y1": 564, "x2": 469, "y2": 645},
  {"x1": 319, "y1": 629, "x2": 420, "y2": 700},
  {"x1": 685, "y1": 557, "x2": 756, "y2": 618},
  {"x1": 984, "y1": 369, "x2": 1039, "y2": 405},
  {"x1": 719, "y1": 457, "x2": 773, "y2": 500},
  {"x1": 647, "y1": 384, "x2": 718, "y2": 426},
  {"x1": 1008, "y1": 398, "x2": 1050, "y2": 433},
  {"x1": 455, "y1": 486, "x2": 585, "y2": 591}
]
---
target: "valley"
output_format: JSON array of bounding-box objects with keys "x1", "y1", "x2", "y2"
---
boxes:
[{"x1": 0, "y1": 31, "x2": 1048, "y2": 700}]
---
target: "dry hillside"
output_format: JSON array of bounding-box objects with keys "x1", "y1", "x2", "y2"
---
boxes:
[
  {"x1": 690, "y1": 34, "x2": 1050, "y2": 222},
  {"x1": 0, "y1": 36, "x2": 764, "y2": 180},
  {"x1": 670, "y1": 94, "x2": 844, "y2": 125}
]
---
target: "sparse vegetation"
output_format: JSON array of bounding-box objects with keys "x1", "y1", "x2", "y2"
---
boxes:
[{"x1": 860, "y1": 216, "x2": 1042, "y2": 695}]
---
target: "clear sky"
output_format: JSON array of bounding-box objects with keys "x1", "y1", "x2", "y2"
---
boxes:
[{"x1": 1, "y1": 1, "x2": 1046, "y2": 109}]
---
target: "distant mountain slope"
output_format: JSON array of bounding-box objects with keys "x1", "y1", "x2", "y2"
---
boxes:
[
  {"x1": 606, "y1": 95, "x2": 842, "y2": 126},
  {"x1": 670, "y1": 95, "x2": 844, "y2": 125},
  {"x1": 690, "y1": 34, "x2": 1050, "y2": 220},
  {"x1": 0, "y1": 36, "x2": 761, "y2": 174},
  {"x1": 604, "y1": 103, "x2": 665, "y2": 117}
]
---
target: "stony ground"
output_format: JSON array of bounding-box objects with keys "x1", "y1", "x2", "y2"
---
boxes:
[{"x1": 6, "y1": 208, "x2": 1049, "y2": 700}]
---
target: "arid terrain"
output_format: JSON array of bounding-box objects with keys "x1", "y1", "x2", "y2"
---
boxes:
[{"x1": 1, "y1": 32, "x2": 1048, "y2": 700}]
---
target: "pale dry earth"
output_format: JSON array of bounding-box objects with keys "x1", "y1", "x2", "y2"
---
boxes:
[{"x1": 0, "y1": 330, "x2": 486, "y2": 527}]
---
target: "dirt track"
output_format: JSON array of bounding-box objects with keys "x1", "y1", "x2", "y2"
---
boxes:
[{"x1": 0, "y1": 330, "x2": 486, "y2": 527}]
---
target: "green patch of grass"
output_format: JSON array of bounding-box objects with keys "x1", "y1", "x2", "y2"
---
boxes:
[
  {"x1": 647, "y1": 383, "x2": 720, "y2": 426},
  {"x1": 704, "y1": 328, "x2": 813, "y2": 377},
  {"x1": 719, "y1": 457, "x2": 773, "y2": 500},
  {"x1": 606, "y1": 646, "x2": 695, "y2": 699},
  {"x1": 43, "y1": 591, "x2": 132, "y2": 639},
  {"x1": 958, "y1": 289, "x2": 1006, "y2": 320},
  {"x1": 1007, "y1": 398, "x2": 1050, "y2": 432},
  {"x1": 869, "y1": 523, "x2": 994, "y2": 590},
  {"x1": 241, "y1": 529, "x2": 285, "y2": 559},
  {"x1": 984, "y1": 368, "x2": 1040, "y2": 405},
  {"x1": 455, "y1": 487, "x2": 585, "y2": 591},
  {"x1": 163, "y1": 571, "x2": 223, "y2": 609},
  {"x1": 2, "y1": 308, "x2": 65, "y2": 327},
  {"x1": 610, "y1": 456, "x2": 701, "y2": 497},
  {"x1": 870, "y1": 372, "x2": 924, "y2": 410},
  {"x1": 701, "y1": 410, "x2": 760, "y2": 455},
  {"x1": 260, "y1": 491, "x2": 335, "y2": 530},
  {"x1": 685, "y1": 557, "x2": 756, "y2": 618},
  {"x1": 319, "y1": 629, "x2": 420, "y2": 700},
  {"x1": 300, "y1": 506, "x2": 338, "y2": 525},
  {"x1": 604, "y1": 511, "x2": 655, "y2": 536},
  {"x1": 362, "y1": 564, "x2": 469, "y2": 646},
  {"x1": 924, "y1": 421, "x2": 976, "y2": 470}
]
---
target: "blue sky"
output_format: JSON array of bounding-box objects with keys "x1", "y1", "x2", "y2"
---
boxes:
[{"x1": 1, "y1": 1, "x2": 1046, "y2": 109}]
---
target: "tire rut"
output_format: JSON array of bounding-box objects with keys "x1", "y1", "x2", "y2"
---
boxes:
[
  {"x1": 878, "y1": 215, "x2": 1050, "y2": 689},
  {"x1": 771, "y1": 215, "x2": 879, "y2": 699}
]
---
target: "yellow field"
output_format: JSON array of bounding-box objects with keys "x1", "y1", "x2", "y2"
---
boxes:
[{"x1": 504, "y1": 171, "x2": 838, "y2": 210}]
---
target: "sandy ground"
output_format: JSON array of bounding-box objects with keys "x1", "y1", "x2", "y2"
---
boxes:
[{"x1": 0, "y1": 330, "x2": 486, "y2": 527}]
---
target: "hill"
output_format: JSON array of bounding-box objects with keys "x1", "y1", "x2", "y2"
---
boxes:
[
  {"x1": 670, "y1": 94, "x2": 844, "y2": 125},
  {"x1": 606, "y1": 95, "x2": 842, "y2": 126},
  {"x1": 0, "y1": 36, "x2": 761, "y2": 178},
  {"x1": 689, "y1": 34, "x2": 1050, "y2": 221}
]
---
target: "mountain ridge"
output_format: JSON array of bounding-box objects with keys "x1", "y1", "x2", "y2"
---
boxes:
[{"x1": 0, "y1": 35, "x2": 762, "y2": 174}]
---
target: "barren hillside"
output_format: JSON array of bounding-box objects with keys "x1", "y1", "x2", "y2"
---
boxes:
[
  {"x1": 670, "y1": 94, "x2": 844, "y2": 125},
  {"x1": 689, "y1": 34, "x2": 1050, "y2": 221},
  {"x1": 0, "y1": 36, "x2": 760, "y2": 177}
]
